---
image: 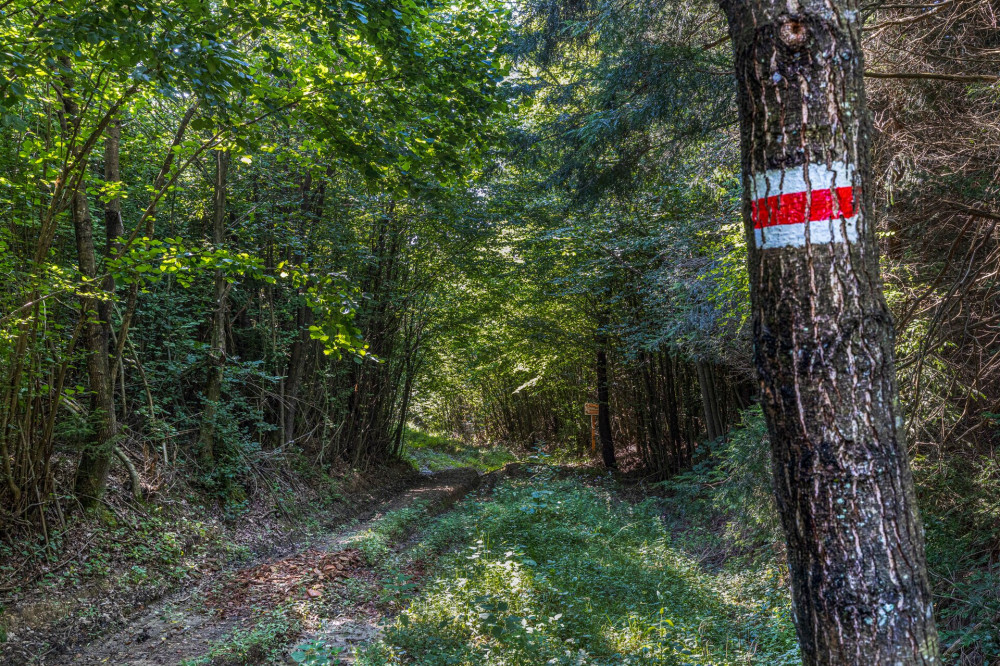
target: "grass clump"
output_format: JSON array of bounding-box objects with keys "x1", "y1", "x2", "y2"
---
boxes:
[
  {"x1": 359, "y1": 466, "x2": 799, "y2": 665},
  {"x1": 180, "y1": 607, "x2": 302, "y2": 665},
  {"x1": 402, "y1": 428, "x2": 515, "y2": 473}
]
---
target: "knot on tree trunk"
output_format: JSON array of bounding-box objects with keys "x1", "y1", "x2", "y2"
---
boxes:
[{"x1": 779, "y1": 17, "x2": 808, "y2": 50}]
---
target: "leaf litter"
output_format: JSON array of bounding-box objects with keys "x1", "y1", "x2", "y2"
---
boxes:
[{"x1": 209, "y1": 548, "x2": 365, "y2": 616}]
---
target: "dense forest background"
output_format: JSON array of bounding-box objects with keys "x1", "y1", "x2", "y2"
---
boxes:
[{"x1": 1, "y1": 0, "x2": 999, "y2": 662}]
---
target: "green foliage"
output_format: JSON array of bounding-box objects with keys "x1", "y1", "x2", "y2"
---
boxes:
[
  {"x1": 359, "y1": 468, "x2": 799, "y2": 665},
  {"x1": 913, "y1": 453, "x2": 1000, "y2": 662},
  {"x1": 181, "y1": 607, "x2": 302, "y2": 666},
  {"x1": 660, "y1": 407, "x2": 780, "y2": 551},
  {"x1": 351, "y1": 499, "x2": 433, "y2": 566},
  {"x1": 0, "y1": 502, "x2": 220, "y2": 619},
  {"x1": 0, "y1": 0, "x2": 515, "y2": 529},
  {"x1": 291, "y1": 638, "x2": 345, "y2": 665}
]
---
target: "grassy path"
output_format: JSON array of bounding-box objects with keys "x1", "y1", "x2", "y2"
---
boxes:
[
  {"x1": 353, "y1": 465, "x2": 799, "y2": 666},
  {"x1": 37, "y1": 458, "x2": 800, "y2": 665}
]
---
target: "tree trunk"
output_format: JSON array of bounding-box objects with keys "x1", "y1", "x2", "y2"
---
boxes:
[
  {"x1": 197, "y1": 150, "x2": 229, "y2": 466},
  {"x1": 719, "y1": 1, "x2": 939, "y2": 663},
  {"x1": 696, "y1": 361, "x2": 719, "y2": 442},
  {"x1": 392, "y1": 348, "x2": 416, "y2": 456},
  {"x1": 60, "y1": 60, "x2": 117, "y2": 509},
  {"x1": 71, "y1": 187, "x2": 118, "y2": 508},
  {"x1": 661, "y1": 352, "x2": 685, "y2": 469},
  {"x1": 102, "y1": 117, "x2": 125, "y2": 410},
  {"x1": 706, "y1": 363, "x2": 727, "y2": 440},
  {"x1": 595, "y1": 331, "x2": 616, "y2": 469},
  {"x1": 283, "y1": 173, "x2": 325, "y2": 445},
  {"x1": 102, "y1": 116, "x2": 124, "y2": 297},
  {"x1": 283, "y1": 304, "x2": 313, "y2": 444}
]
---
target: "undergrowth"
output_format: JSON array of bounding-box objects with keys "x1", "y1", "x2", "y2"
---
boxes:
[
  {"x1": 914, "y1": 453, "x2": 1000, "y2": 663},
  {"x1": 350, "y1": 499, "x2": 434, "y2": 565},
  {"x1": 361, "y1": 409, "x2": 999, "y2": 664},
  {"x1": 662, "y1": 406, "x2": 1000, "y2": 664}
]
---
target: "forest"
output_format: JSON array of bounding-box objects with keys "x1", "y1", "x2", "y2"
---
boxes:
[{"x1": 0, "y1": 0, "x2": 998, "y2": 664}]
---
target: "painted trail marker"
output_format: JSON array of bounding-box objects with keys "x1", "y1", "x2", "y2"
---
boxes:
[{"x1": 750, "y1": 162, "x2": 858, "y2": 249}]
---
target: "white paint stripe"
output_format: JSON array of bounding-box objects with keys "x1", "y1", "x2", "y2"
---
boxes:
[
  {"x1": 752, "y1": 162, "x2": 855, "y2": 199},
  {"x1": 754, "y1": 215, "x2": 859, "y2": 249}
]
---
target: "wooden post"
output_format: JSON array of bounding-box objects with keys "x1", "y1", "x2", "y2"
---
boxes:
[{"x1": 584, "y1": 403, "x2": 599, "y2": 454}]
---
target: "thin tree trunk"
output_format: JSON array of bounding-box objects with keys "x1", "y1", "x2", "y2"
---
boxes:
[
  {"x1": 661, "y1": 352, "x2": 684, "y2": 469},
  {"x1": 719, "y1": 0, "x2": 939, "y2": 662},
  {"x1": 696, "y1": 361, "x2": 719, "y2": 441},
  {"x1": 197, "y1": 150, "x2": 229, "y2": 466},
  {"x1": 283, "y1": 305, "x2": 312, "y2": 444},
  {"x1": 101, "y1": 116, "x2": 124, "y2": 408},
  {"x1": 705, "y1": 363, "x2": 726, "y2": 439},
  {"x1": 283, "y1": 173, "x2": 324, "y2": 445},
  {"x1": 595, "y1": 330, "x2": 616, "y2": 469},
  {"x1": 71, "y1": 186, "x2": 118, "y2": 508},
  {"x1": 392, "y1": 348, "x2": 416, "y2": 455}
]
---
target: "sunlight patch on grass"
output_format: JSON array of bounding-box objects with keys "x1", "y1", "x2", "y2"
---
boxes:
[
  {"x1": 348, "y1": 499, "x2": 433, "y2": 565},
  {"x1": 401, "y1": 428, "x2": 516, "y2": 473}
]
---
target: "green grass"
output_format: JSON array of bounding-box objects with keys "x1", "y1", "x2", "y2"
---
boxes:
[
  {"x1": 401, "y1": 428, "x2": 516, "y2": 474},
  {"x1": 358, "y1": 466, "x2": 799, "y2": 665}
]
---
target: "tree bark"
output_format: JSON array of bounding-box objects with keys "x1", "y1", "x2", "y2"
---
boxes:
[
  {"x1": 102, "y1": 117, "x2": 125, "y2": 409},
  {"x1": 696, "y1": 361, "x2": 720, "y2": 442},
  {"x1": 197, "y1": 150, "x2": 229, "y2": 466},
  {"x1": 283, "y1": 304, "x2": 313, "y2": 444},
  {"x1": 595, "y1": 330, "x2": 616, "y2": 469},
  {"x1": 719, "y1": 0, "x2": 939, "y2": 663},
  {"x1": 661, "y1": 352, "x2": 682, "y2": 460},
  {"x1": 283, "y1": 172, "x2": 325, "y2": 445}
]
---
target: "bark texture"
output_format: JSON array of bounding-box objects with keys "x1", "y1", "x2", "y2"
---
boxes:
[
  {"x1": 282, "y1": 172, "x2": 324, "y2": 445},
  {"x1": 71, "y1": 187, "x2": 118, "y2": 507},
  {"x1": 719, "y1": 0, "x2": 939, "y2": 663}
]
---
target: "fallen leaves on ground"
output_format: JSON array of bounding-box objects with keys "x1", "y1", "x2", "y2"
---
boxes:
[{"x1": 208, "y1": 548, "x2": 364, "y2": 616}]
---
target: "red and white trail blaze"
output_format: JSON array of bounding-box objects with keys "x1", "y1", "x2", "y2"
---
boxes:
[{"x1": 750, "y1": 162, "x2": 858, "y2": 249}]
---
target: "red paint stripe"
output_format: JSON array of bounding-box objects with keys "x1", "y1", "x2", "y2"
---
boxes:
[{"x1": 752, "y1": 187, "x2": 855, "y2": 229}]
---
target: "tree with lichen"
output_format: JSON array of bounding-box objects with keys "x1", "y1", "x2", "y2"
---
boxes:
[{"x1": 718, "y1": 0, "x2": 940, "y2": 662}]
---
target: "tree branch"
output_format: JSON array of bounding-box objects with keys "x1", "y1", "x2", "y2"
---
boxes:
[{"x1": 865, "y1": 71, "x2": 998, "y2": 83}]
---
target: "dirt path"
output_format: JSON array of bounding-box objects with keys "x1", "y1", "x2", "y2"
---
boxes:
[{"x1": 47, "y1": 467, "x2": 482, "y2": 665}]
